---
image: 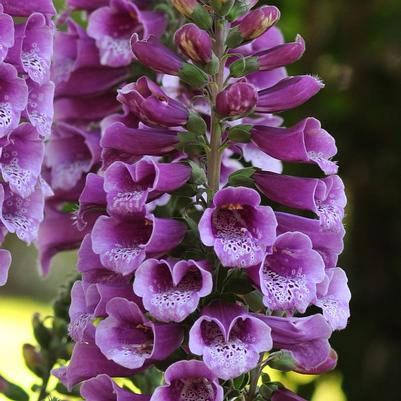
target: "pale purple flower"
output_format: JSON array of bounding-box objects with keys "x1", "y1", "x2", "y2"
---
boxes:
[
  {"x1": 254, "y1": 173, "x2": 347, "y2": 231},
  {"x1": 151, "y1": 360, "x2": 224, "y2": 401},
  {"x1": 81, "y1": 374, "x2": 150, "y2": 401},
  {"x1": 272, "y1": 389, "x2": 307, "y2": 401},
  {"x1": 0, "y1": 0, "x2": 56, "y2": 16},
  {"x1": 0, "y1": 5, "x2": 14, "y2": 62},
  {"x1": 315, "y1": 267, "x2": 351, "y2": 330},
  {"x1": 134, "y1": 258, "x2": 213, "y2": 322},
  {"x1": 95, "y1": 297, "x2": 183, "y2": 369},
  {"x1": 248, "y1": 232, "x2": 325, "y2": 313},
  {"x1": 251, "y1": 117, "x2": 338, "y2": 175},
  {"x1": 0, "y1": 248, "x2": 11, "y2": 286},
  {"x1": 91, "y1": 214, "x2": 186, "y2": 275},
  {"x1": 189, "y1": 302, "x2": 272, "y2": 380},
  {"x1": 199, "y1": 186, "x2": 277, "y2": 268}
]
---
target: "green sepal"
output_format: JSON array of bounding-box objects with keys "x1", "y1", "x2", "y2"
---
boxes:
[
  {"x1": 32, "y1": 313, "x2": 52, "y2": 349},
  {"x1": 228, "y1": 166, "x2": 256, "y2": 188},
  {"x1": 186, "y1": 112, "x2": 207, "y2": 136},
  {"x1": 191, "y1": 4, "x2": 213, "y2": 30},
  {"x1": 243, "y1": 290, "x2": 264, "y2": 312},
  {"x1": 129, "y1": 367, "x2": 163, "y2": 394},
  {"x1": 268, "y1": 350, "x2": 297, "y2": 372},
  {"x1": 228, "y1": 124, "x2": 253, "y2": 143},
  {"x1": 211, "y1": 0, "x2": 235, "y2": 16},
  {"x1": 230, "y1": 56, "x2": 259, "y2": 77},
  {"x1": 204, "y1": 54, "x2": 219, "y2": 75},
  {"x1": 233, "y1": 373, "x2": 249, "y2": 390},
  {"x1": 179, "y1": 63, "x2": 209, "y2": 88},
  {"x1": 188, "y1": 160, "x2": 207, "y2": 185},
  {"x1": 227, "y1": 0, "x2": 254, "y2": 21},
  {"x1": 226, "y1": 26, "x2": 244, "y2": 48}
]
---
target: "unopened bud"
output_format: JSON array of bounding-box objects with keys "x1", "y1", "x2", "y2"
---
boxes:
[
  {"x1": 22, "y1": 344, "x2": 44, "y2": 377},
  {"x1": 171, "y1": 0, "x2": 212, "y2": 30}
]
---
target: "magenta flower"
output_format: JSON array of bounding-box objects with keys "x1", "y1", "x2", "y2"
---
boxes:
[
  {"x1": 0, "y1": 5, "x2": 14, "y2": 62},
  {"x1": 0, "y1": 0, "x2": 55, "y2": 16},
  {"x1": 67, "y1": 0, "x2": 108, "y2": 11},
  {"x1": 254, "y1": 172, "x2": 347, "y2": 231},
  {"x1": 87, "y1": 0, "x2": 166, "y2": 67},
  {"x1": 117, "y1": 77, "x2": 190, "y2": 127},
  {"x1": 189, "y1": 302, "x2": 272, "y2": 380},
  {"x1": 91, "y1": 214, "x2": 186, "y2": 275},
  {"x1": 151, "y1": 360, "x2": 224, "y2": 401},
  {"x1": 199, "y1": 186, "x2": 277, "y2": 268},
  {"x1": 95, "y1": 297, "x2": 183, "y2": 369},
  {"x1": 81, "y1": 374, "x2": 150, "y2": 401},
  {"x1": 272, "y1": 389, "x2": 307, "y2": 401},
  {"x1": 251, "y1": 117, "x2": 338, "y2": 175},
  {"x1": 134, "y1": 258, "x2": 213, "y2": 322},
  {"x1": 249, "y1": 232, "x2": 325, "y2": 313}
]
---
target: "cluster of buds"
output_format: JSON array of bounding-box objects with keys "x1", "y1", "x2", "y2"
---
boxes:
[
  {"x1": 31, "y1": 1, "x2": 350, "y2": 400},
  {"x1": 0, "y1": 0, "x2": 55, "y2": 286}
]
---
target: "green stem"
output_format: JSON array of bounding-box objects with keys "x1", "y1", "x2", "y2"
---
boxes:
[
  {"x1": 247, "y1": 365, "x2": 261, "y2": 401},
  {"x1": 37, "y1": 372, "x2": 50, "y2": 401},
  {"x1": 207, "y1": 18, "x2": 228, "y2": 200}
]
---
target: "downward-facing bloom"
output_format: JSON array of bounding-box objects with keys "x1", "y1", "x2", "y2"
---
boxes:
[
  {"x1": 134, "y1": 258, "x2": 213, "y2": 322},
  {"x1": 95, "y1": 297, "x2": 183, "y2": 369},
  {"x1": 251, "y1": 117, "x2": 338, "y2": 175},
  {"x1": 117, "y1": 77, "x2": 189, "y2": 127},
  {"x1": 0, "y1": 5, "x2": 14, "y2": 62},
  {"x1": 254, "y1": 172, "x2": 347, "y2": 231},
  {"x1": 199, "y1": 186, "x2": 277, "y2": 268},
  {"x1": 189, "y1": 302, "x2": 272, "y2": 380},
  {"x1": 87, "y1": 0, "x2": 166, "y2": 67},
  {"x1": 0, "y1": 0, "x2": 56, "y2": 16},
  {"x1": 249, "y1": 232, "x2": 325, "y2": 313},
  {"x1": 91, "y1": 214, "x2": 186, "y2": 275},
  {"x1": 151, "y1": 360, "x2": 224, "y2": 401},
  {"x1": 81, "y1": 374, "x2": 150, "y2": 401}
]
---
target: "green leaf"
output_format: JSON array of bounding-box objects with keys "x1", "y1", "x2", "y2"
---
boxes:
[
  {"x1": 233, "y1": 373, "x2": 249, "y2": 390},
  {"x1": 0, "y1": 376, "x2": 29, "y2": 401},
  {"x1": 228, "y1": 167, "x2": 257, "y2": 188},
  {"x1": 228, "y1": 124, "x2": 253, "y2": 143},
  {"x1": 243, "y1": 291, "x2": 265, "y2": 312},
  {"x1": 130, "y1": 367, "x2": 163, "y2": 394}
]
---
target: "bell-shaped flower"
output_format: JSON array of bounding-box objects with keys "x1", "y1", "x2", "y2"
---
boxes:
[
  {"x1": 81, "y1": 374, "x2": 150, "y2": 401},
  {"x1": 259, "y1": 314, "x2": 333, "y2": 374},
  {"x1": 134, "y1": 258, "x2": 213, "y2": 322},
  {"x1": 0, "y1": 248, "x2": 11, "y2": 286},
  {"x1": 189, "y1": 302, "x2": 272, "y2": 380},
  {"x1": 0, "y1": 5, "x2": 14, "y2": 62},
  {"x1": 151, "y1": 360, "x2": 224, "y2": 401},
  {"x1": 254, "y1": 172, "x2": 347, "y2": 231},
  {"x1": 0, "y1": 63, "x2": 28, "y2": 138},
  {"x1": 249, "y1": 232, "x2": 325, "y2": 313},
  {"x1": 117, "y1": 77, "x2": 189, "y2": 127},
  {"x1": 0, "y1": 183, "x2": 44, "y2": 244},
  {"x1": 87, "y1": 0, "x2": 166, "y2": 67},
  {"x1": 46, "y1": 122, "x2": 101, "y2": 191},
  {"x1": 199, "y1": 186, "x2": 277, "y2": 268},
  {"x1": 276, "y1": 212, "x2": 345, "y2": 268},
  {"x1": 314, "y1": 267, "x2": 351, "y2": 330},
  {"x1": 91, "y1": 214, "x2": 186, "y2": 275},
  {"x1": 95, "y1": 297, "x2": 183, "y2": 369},
  {"x1": 104, "y1": 159, "x2": 191, "y2": 217},
  {"x1": 0, "y1": 123, "x2": 45, "y2": 198},
  {"x1": 255, "y1": 75, "x2": 324, "y2": 114},
  {"x1": 0, "y1": 0, "x2": 56, "y2": 16},
  {"x1": 251, "y1": 117, "x2": 338, "y2": 175}
]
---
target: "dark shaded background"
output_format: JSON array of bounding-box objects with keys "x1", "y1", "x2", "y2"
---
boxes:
[{"x1": 1, "y1": 1, "x2": 401, "y2": 400}]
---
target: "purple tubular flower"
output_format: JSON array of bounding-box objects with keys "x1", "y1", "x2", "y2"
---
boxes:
[
  {"x1": 254, "y1": 172, "x2": 347, "y2": 231},
  {"x1": 134, "y1": 258, "x2": 213, "y2": 322},
  {"x1": 248, "y1": 232, "x2": 325, "y2": 313},
  {"x1": 0, "y1": 5, "x2": 14, "y2": 62},
  {"x1": 189, "y1": 302, "x2": 272, "y2": 380},
  {"x1": 276, "y1": 212, "x2": 345, "y2": 268},
  {"x1": 174, "y1": 23, "x2": 213, "y2": 64},
  {"x1": 67, "y1": 0, "x2": 108, "y2": 10},
  {"x1": 272, "y1": 389, "x2": 307, "y2": 401},
  {"x1": 0, "y1": 183, "x2": 44, "y2": 244},
  {"x1": 0, "y1": 0, "x2": 56, "y2": 16},
  {"x1": 81, "y1": 374, "x2": 150, "y2": 401},
  {"x1": 259, "y1": 314, "x2": 333, "y2": 374},
  {"x1": 0, "y1": 249, "x2": 11, "y2": 286},
  {"x1": 199, "y1": 186, "x2": 277, "y2": 268},
  {"x1": 0, "y1": 63, "x2": 28, "y2": 138},
  {"x1": 91, "y1": 215, "x2": 186, "y2": 275},
  {"x1": 255, "y1": 76, "x2": 324, "y2": 113},
  {"x1": 46, "y1": 123, "x2": 101, "y2": 191},
  {"x1": 117, "y1": 77, "x2": 189, "y2": 127},
  {"x1": 251, "y1": 117, "x2": 338, "y2": 175},
  {"x1": 151, "y1": 360, "x2": 224, "y2": 401},
  {"x1": 87, "y1": 0, "x2": 166, "y2": 67},
  {"x1": 216, "y1": 80, "x2": 258, "y2": 117},
  {"x1": 315, "y1": 267, "x2": 351, "y2": 330},
  {"x1": 104, "y1": 159, "x2": 191, "y2": 217},
  {"x1": 0, "y1": 124, "x2": 44, "y2": 198},
  {"x1": 95, "y1": 297, "x2": 183, "y2": 369},
  {"x1": 101, "y1": 122, "x2": 179, "y2": 161}
]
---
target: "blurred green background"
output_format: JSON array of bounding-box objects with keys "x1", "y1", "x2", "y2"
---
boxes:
[{"x1": 1, "y1": 0, "x2": 401, "y2": 399}]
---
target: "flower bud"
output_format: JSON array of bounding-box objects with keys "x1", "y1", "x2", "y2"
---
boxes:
[
  {"x1": 171, "y1": 0, "x2": 212, "y2": 30},
  {"x1": 227, "y1": 0, "x2": 258, "y2": 21},
  {"x1": 211, "y1": 0, "x2": 235, "y2": 16},
  {"x1": 32, "y1": 313, "x2": 52, "y2": 349},
  {"x1": 22, "y1": 344, "x2": 44, "y2": 376},
  {"x1": 216, "y1": 80, "x2": 258, "y2": 117},
  {"x1": 226, "y1": 5, "x2": 280, "y2": 48},
  {"x1": 175, "y1": 23, "x2": 213, "y2": 64}
]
